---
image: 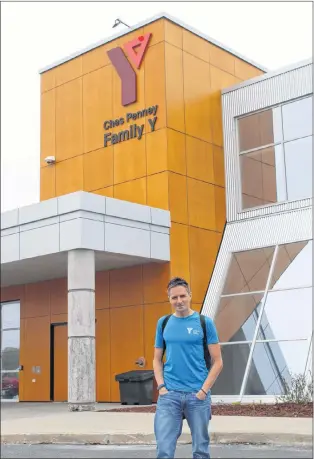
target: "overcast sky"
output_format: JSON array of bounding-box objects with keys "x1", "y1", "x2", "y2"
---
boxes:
[{"x1": 1, "y1": 1, "x2": 312, "y2": 212}]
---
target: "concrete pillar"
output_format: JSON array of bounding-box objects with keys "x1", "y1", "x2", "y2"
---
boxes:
[{"x1": 67, "y1": 249, "x2": 96, "y2": 411}]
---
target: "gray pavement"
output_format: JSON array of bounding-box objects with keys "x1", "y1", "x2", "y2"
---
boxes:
[
  {"x1": 1, "y1": 444, "x2": 313, "y2": 458},
  {"x1": 1, "y1": 402, "x2": 121, "y2": 421},
  {"x1": 1, "y1": 402, "x2": 313, "y2": 448}
]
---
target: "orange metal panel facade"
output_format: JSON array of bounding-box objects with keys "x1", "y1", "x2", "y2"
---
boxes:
[
  {"x1": 23, "y1": 316, "x2": 51, "y2": 401},
  {"x1": 96, "y1": 309, "x2": 111, "y2": 402},
  {"x1": 53, "y1": 324, "x2": 68, "y2": 402},
  {"x1": 2, "y1": 17, "x2": 264, "y2": 402}
]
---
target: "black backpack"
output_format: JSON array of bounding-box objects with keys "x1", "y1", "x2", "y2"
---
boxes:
[{"x1": 161, "y1": 314, "x2": 211, "y2": 370}]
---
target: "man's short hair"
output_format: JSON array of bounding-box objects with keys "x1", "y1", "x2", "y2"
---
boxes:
[{"x1": 167, "y1": 277, "x2": 191, "y2": 295}]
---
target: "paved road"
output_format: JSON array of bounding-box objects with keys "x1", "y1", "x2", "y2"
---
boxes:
[{"x1": 1, "y1": 444, "x2": 312, "y2": 458}]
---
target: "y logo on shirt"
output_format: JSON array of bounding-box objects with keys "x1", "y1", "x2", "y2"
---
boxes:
[{"x1": 187, "y1": 327, "x2": 201, "y2": 336}]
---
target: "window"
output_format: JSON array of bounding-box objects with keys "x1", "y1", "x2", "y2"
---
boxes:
[
  {"x1": 282, "y1": 97, "x2": 313, "y2": 141},
  {"x1": 1, "y1": 301, "x2": 20, "y2": 401},
  {"x1": 238, "y1": 109, "x2": 274, "y2": 152},
  {"x1": 213, "y1": 240, "x2": 312, "y2": 398},
  {"x1": 240, "y1": 147, "x2": 278, "y2": 208},
  {"x1": 211, "y1": 343, "x2": 251, "y2": 396},
  {"x1": 284, "y1": 136, "x2": 313, "y2": 201},
  {"x1": 215, "y1": 294, "x2": 263, "y2": 342},
  {"x1": 257, "y1": 288, "x2": 312, "y2": 341},
  {"x1": 1, "y1": 302, "x2": 20, "y2": 329},
  {"x1": 238, "y1": 96, "x2": 313, "y2": 210},
  {"x1": 244, "y1": 340, "x2": 309, "y2": 396}
]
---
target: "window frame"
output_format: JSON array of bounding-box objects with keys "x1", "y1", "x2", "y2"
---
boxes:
[{"x1": 236, "y1": 95, "x2": 313, "y2": 212}]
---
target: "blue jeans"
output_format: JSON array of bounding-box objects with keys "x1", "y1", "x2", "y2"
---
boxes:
[{"x1": 154, "y1": 390, "x2": 212, "y2": 458}]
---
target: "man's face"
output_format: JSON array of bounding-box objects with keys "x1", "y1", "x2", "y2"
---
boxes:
[{"x1": 168, "y1": 285, "x2": 191, "y2": 313}]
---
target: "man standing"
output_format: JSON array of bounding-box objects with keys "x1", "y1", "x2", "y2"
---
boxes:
[{"x1": 153, "y1": 277, "x2": 223, "y2": 459}]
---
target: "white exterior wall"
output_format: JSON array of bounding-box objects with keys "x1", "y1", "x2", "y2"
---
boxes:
[
  {"x1": 203, "y1": 60, "x2": 313, "y2": 320},
  {"x1": 222, "y1": 59, "x2": 312, "y2": 223},
  {"x1": 1, "y1": 191, "x2": 171, "y2": 287},
  {"x1": 202, "y1": 60, "x2": 313, "y2": 403}
]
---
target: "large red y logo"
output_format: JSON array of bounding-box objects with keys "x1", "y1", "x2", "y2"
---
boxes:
[{"x1": 107, "y1": 33, "x2": 151, "y2": 106}]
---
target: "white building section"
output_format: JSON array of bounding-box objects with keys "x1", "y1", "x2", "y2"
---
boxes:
[
  {"x1": 1, "y1": 191, "x2": 171, "y2": 287},
  {"x1": 202, "y1": 60, "x2": 313, "y2": 403}
]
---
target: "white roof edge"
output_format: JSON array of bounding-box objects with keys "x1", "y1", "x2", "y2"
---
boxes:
[
  {"x1": 39, "y1": 11, "x2": 268, "y2": 74},
  {"x1": 1, "y1": 191, "x2": 171, "y2": 230},
  {"x1": 221, "y1": 57, "x2": 313, "y2": 95}
]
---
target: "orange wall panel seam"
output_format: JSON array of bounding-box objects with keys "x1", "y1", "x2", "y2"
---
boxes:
[
  {"x1": 163, "y1": 39, "x2": 168, "y2": 128},
  {"x1": 182, "y1": 29, "x2": 210, "y2": 63},
  {"x1": 55, "y1": 155, "x2": 84, "y2": 197},
  {"x1": 43, "y1": 74, "x2": 82, "y2": 92},
  {"x1": 186, "y1": 174, "x2": 225, "y2": 189},
  {"x1": 92, "y1": 186, "x2": 114, "y2": 198},
  {"x1": 108, "y1": 300, "x2": 170, "y2": 308},
  {"x1": 146, "y1": 129, "x2": 168, "y2": 176},
  {"x1": 210, "y1": 62, "x2": 239, "y2": 81},
  {"x1": 114, "y1": 177, "x2": 147, "y2": 206},
  {"x1": 167, "y1": 130, "x2": 186, "y2": 175},
  {"x1": 147, "y1": 171, "x2": 170, "y2": 211},
  {"x1": 165, "y1": 43, "x2": 185, "y2": 133},
  {"x1": 41, "y1": 70, "x2": 56, "y2": 93},
  {"x1": 188, "y1": 226, "x2": 219, "y2": 304},
  {"x1": 209, "y1": 44, "x2": 235, "y2": 76},
  {"x1": 55, "y1": 56, "x2": 83, "y2": 87},
  {"x1": 169, "y1": 222, "x2": 190, "y2": 282},
  {"x1": 164, "y1": 20, "x2": 183, "y2": 49},
  {"x1": 55, "y1": 79, "x2": 83, "y2": 163},
  {"x1": 178, "y1": 131, "x2": 213, "y2": 144},
  {"x1": 1, "y1": 285, "x2": 25, "y2": 303}
]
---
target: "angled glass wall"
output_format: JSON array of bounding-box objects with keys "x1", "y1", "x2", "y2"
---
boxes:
[{"x1": 211, "y1": 240, "x2": 312, "y2": 399}]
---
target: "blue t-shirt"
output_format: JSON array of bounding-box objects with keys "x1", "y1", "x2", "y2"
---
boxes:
[{"x1": 154, "y1": 312, "x2": 219, "y2": 392}]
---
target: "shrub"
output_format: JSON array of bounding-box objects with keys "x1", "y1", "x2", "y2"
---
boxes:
[{"x1": 276, "y1": 371, "x2": 313, "y2": 404}]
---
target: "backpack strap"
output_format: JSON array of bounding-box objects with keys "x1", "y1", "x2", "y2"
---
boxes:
[
  {"x1": 200, "y1": 314, "x2": 211, "y2": 370},
  {"x1": 161, "y1": 314, "x2": 172, "y2": 358}
]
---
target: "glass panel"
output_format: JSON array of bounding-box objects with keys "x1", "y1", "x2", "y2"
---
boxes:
[
  {"x1": 215, "y1": 293, "x2": 264, "y2": 342},
  {"x1": 282, "y1": 96, "x2": 313, "y2": 142},
  {"x1": 222, "y1": 248, "x2": 274, "y2": 295},
  {"x1": 1, "y1": 330, "x2": 20, "y2": 371},
  {"x1": 272, "y1": 107, "x2": 283, "y2": 144},
  {"x1": 270, "y1": 240, "x2": 311, "y2": 289},
  {"x1": 244, "y1": 340, "x2": 309, "y2": 395},
  {"x1": 238, "y1": 109, "x2": 274, "y2": 152},
  {"x1": 305, "y1": 339, "x2": 312, "y2": 378},
  {"x1": 1, "y1": 302, "x2": 20, "y2": 329},
  {"x1": 211, "y1": 343, "x2": 251, "y2": 395},
  {"x1": 1, "y1": 371, "x2": 19, "y2": 400},
  {"x1": 284, "y1": 135, "x2": 312, "y2": 201},
  {"x1": 240, "y1": 147, "x2": 278, "y2": 210},
  {"x1": 257, "y1": 288, "x2": 312, "y2": 341},
  {"x1": 274, "y1": 144, "x2": 287, "y2": 201}
]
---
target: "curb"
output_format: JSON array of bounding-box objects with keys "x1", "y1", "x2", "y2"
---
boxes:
[{"x1": 1, "y1": 432, "x2": 312, "y2": 446}]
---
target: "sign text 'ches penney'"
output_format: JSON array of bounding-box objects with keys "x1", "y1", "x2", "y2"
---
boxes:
[{"x1": 103, "y1": 105, "x2": 158, "y2": 147}]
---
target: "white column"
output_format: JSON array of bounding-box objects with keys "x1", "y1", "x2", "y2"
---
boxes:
[{"x1": 67, "y1": 249, "x2": 96, "y2": 411}]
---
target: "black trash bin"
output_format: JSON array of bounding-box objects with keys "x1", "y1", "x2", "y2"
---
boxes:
[{"x1": 115, "y1": 370, "x2": 154, "y2": 405}]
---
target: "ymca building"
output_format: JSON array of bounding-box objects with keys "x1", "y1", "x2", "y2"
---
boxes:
[{"x1": 1, "y1": 13, "x2": 312, "y2": 407}]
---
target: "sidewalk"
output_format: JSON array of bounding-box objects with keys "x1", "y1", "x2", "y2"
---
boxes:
[{"x1": 1, "y1": 407, "x2": 312, "y2": 446}]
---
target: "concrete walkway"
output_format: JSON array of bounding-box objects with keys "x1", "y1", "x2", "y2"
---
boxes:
[{"x1": 1, "y1": 403, "x2": 312, "y2": 446}]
